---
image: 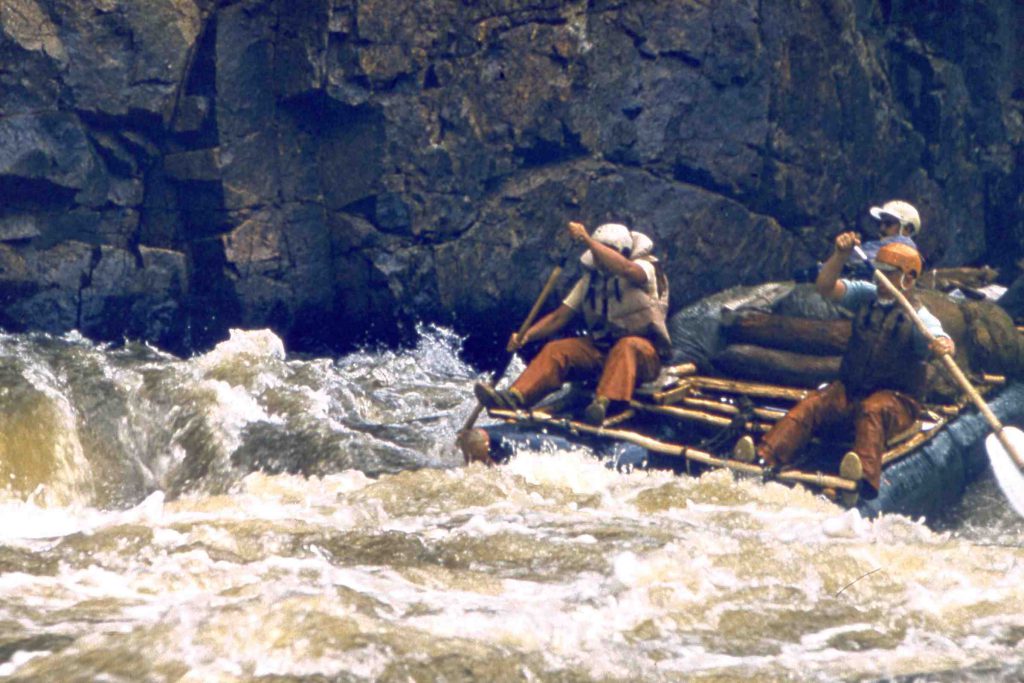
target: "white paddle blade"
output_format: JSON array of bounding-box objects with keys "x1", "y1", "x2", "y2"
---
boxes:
[{"x1": 985, "y1": 427, "x2": 1024, "y2": 519}]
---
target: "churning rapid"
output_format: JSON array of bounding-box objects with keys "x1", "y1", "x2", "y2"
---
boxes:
[{"x1": 0, "y1": 327, "x2": 1021, "y2": 682}]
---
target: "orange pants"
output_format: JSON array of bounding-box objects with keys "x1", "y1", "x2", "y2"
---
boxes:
[
  {"x1": 758, "y1": 380, "x2": 919, "y2": 492},
  {"x1": 511, "y1": 336, "x2": 661, "y2": 407}
]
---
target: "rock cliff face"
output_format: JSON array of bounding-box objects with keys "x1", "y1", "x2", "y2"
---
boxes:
[{"x1": 0, "y1": 0, "x2": 1021, "y2": 359}]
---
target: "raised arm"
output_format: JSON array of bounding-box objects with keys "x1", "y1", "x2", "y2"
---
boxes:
[
  {"x1": 568, "y1": 222, "x2": 647, "y2": 286},
  {"x1": 816, "y1": 231, "x2": 860, "y2": 301}
]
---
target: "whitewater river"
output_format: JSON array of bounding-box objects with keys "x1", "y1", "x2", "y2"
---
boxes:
[{"x1": 0, "y1": 326, "x2": 1020, "y2": 682}]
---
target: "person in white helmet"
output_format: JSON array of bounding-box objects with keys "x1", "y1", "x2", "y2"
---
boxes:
[{"x1": 474, "y1": 220, "x2": 671, "y2": 425}]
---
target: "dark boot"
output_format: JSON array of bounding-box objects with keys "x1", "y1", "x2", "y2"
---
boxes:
[
  {"x1": 839, "y1": 451, "x2": 864, "y2": 507},
  {"x1": 474, "y1": 383, "x2": 523, "y2": 410},
  {"x1": 732, "y1": 435, "x2": 756, "y2": 463},
  {"x1": 583, "y1": 396, "x2": 610, "y2": 425}
]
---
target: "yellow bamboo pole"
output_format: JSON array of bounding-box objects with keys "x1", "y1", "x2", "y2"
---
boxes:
[
  {"x1": 669, "y1": 396, "x2": 787, "y2": 422},
  {"x1": 653, "y1": 377, "x2": 810, "y2": 404},
  {"x1": 489, "y1": 409, "x2": 858, "y2": 492},
  {"x1": 629, "y1": 401, "x2": 774, "y2": 433}
]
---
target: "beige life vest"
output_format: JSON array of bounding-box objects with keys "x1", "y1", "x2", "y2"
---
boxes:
[{"x1": 580, "y1": 233, "x2": 672, "y2": 359}]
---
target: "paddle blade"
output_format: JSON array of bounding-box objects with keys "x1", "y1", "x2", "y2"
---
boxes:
[{"x1": 985, "y1": 427, "x2": 1024, "y2": 519}]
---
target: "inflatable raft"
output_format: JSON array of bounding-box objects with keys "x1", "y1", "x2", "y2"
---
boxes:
[{"x1": 459, "y1": 282, "x2": 1024, "y2": 521}]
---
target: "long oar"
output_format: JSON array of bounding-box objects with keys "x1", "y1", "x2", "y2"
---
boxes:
[
  {"x1": 459, "y1": 260, "x2": 565, "y2": 434},
  {"x1": 854, "y1": 246, "x2": 1024, "y2": 516}
]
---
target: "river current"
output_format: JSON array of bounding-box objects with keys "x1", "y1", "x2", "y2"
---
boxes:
[{"x1": 0, "y1": 326, "x2": 1020, "y2": 682}]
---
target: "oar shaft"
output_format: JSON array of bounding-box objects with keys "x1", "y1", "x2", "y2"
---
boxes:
[
  {"x1": 460, "y1": 263, "x2": 564, "y2": 434},
  {"x1": 461, "y1": 403, "x2": 488, "y2": 436},
  {"x1": 496, "y1": 263, "x2": 564, "y2": 379}
]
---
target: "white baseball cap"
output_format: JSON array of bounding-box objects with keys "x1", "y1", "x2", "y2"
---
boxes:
[{"x1": 869, "y1": 200, "x2": 921, "y2": 236}]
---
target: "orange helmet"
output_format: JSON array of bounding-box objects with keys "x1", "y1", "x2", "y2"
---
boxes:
[{"x1": 875, "y1": 242, "x2": 923, "y2": 278}]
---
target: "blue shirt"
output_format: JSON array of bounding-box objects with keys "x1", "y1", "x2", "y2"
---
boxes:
[
  {"x1": 849, "y1": 235, "x2": 918, "y2": 263},
  {"x1": 839, "y1": 279, "x2": 948, "y2": 357}
]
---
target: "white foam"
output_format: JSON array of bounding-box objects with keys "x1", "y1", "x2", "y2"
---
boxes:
[
  {"x1": 195, "y1": 378, "x2": 277, "y2": 454},
  {"x1": 503, "y1": 448, "x2": 641, "y2": 497},
  {"x1": 0, "y1": 650, "x2": 49, "y2": 677},
  {"x1": 822, "y1": 507, "x2": 870, "y2": 538},
  {"x1": 199, "y1": 328, "x2": 286, "y2": 368},
  {"x1": 0, "y1": 501, "x2": 103, "y2": 542}
]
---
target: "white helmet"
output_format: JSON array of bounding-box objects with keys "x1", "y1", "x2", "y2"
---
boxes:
[
  {"x1": 580, "y1": 223, "x2": 633, "y2": 268},
  {"x1": 630, "y1": 231, "x2": 654, "y2": 259},
  {"x1": 869, "y1": 200, "x2": 921, "y2": 237}
]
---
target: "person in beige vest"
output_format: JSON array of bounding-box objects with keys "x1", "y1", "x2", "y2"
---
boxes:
[{"x1": 475, "y1": 221, "x2": 671, "y2": 424}]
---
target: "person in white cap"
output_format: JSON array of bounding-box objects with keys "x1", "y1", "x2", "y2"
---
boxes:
[
  {"x1": 853, "y1": 199, "x2": 921, "y2": 263},
  {"x1": 794, "y1": 200, "x2": 923, "y2": 282},
  {"x1": 474, "y1": 220, "x2": 671, "y2": 425}
]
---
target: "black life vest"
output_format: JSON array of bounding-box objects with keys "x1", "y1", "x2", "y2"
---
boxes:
[{"x1": 839, "y1": 297, "x2": 927, "y2": 399}]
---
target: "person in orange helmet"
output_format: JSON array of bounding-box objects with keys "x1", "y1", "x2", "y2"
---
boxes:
[{"x1": 734, "y1": 231, "x2": 955, "y2": 499}]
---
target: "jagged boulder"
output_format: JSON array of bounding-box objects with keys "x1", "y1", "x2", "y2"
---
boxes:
[{"x1": 0, "y1": 0, "x2": 1021, "y2": 360}]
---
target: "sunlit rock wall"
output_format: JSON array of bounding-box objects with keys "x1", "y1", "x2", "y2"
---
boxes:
[{"x1": 0, "y1": 0, "x2": 1021, "y2": 357}]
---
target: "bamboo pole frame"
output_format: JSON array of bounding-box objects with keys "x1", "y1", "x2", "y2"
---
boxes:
[
  {"x1": 629, "y1": 401, "x2": 774, "y2": 433},
  {"x1": 478, "y1": 371, "x2": 1008, "y2": 496},
  {"x1": 489, "y1": 408, "x2": 858, "y2": 492},
  {"x1": 669, "y1": 395, "x2": 787, "y2": 422},
  {"x1": 654, "y1": 376, "x2": 811, "y2": 404}
]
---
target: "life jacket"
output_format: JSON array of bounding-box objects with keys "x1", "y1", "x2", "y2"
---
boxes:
[
  {"x1": 580, "y1": 232, "x2": 672, "y2": 360},
  {"x1": 839, "y1": 296, "x2": 927, "y2": 399}
]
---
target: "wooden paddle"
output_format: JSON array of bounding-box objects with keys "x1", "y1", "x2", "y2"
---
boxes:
[
  {"x1": 854, "y1": 245, "x2": 1024, "y2": 516},
  {"x1": 459, "y1": 260, "x2": 565, "y2": 434}
]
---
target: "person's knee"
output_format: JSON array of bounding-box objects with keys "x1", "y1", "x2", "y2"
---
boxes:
[
  {"x1": 857, "y1": 393, "x2": 895, "y2": 419},
  {"x1": 627, "y1": 336, "x2": 654, "y2": 353},
  {"x1": 537, "y1": 338, "x2": 576, "y2": 362},
  {"x1": 609, "y1": 336, "x2": 655, "y2": 361},
  {"x1": 783, "y1": 400, "x2": 823, "y2": 431},
  {"x1": 542, "y1": 338, "x2": 575, "y2": 353}
]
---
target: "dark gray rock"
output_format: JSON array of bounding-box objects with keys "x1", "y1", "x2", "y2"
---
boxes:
[
  {"x1": 0, "y1": 112, "x2": 103, "y2": 200},
  {"x1": 163, "y1": 148, "x2": 223, "y2": 182},
  {"x1": 53, "y1": 0, "x2": 202, "y2": 118},
  {"x1": 0, "y1": 0, "x2": 1020, "y2": 363}
]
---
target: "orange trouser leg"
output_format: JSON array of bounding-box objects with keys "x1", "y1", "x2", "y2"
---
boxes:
[
  {"x1": 595, "y1": 336, "x2": 662, "y2": 402},
  {"x1": 758, "y1": 381, "x2": 853, "y2": 466},
  {"x1": 852, "y1": 390, "x2": 919, "y2": 491},
  {"x1": 511, "y1": 337, "x2": 604, "y2": 406}
]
